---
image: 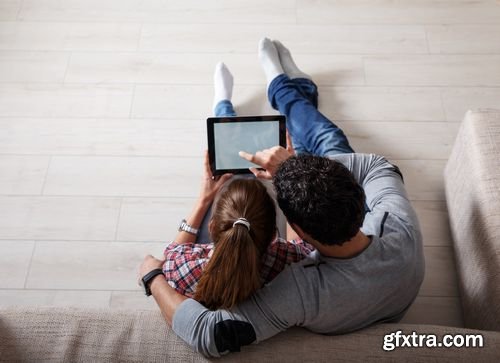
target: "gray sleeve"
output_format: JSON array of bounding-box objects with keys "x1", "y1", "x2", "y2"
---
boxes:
[
  {"x1": 172, "y1": 268, "x2": 305, "y2": 357},
  {"x1": 329, "y1": 153, "x2": 417, "y2": 223},
  {"x1": 172, "y1": 299, "x2": 232, "y2": 358}
]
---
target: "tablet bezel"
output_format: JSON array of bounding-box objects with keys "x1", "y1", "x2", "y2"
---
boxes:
[{"x1": 207, "y1": 115, "x2": 286, "y2": 175}]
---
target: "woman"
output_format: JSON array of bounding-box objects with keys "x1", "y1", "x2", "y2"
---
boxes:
[
  {"x1": 162, "y1": 150, "x2": 313, "y2": 310},
  {"x1": 141, "y1": 61, "x2": 314, "y2": 310}
]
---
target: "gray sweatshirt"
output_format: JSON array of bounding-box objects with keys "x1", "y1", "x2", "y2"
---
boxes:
[{"x1": 172, "y1": 153, "x2": 425, "y2": 357}]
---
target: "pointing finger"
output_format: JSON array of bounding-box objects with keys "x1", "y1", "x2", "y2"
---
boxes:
[{"x1": 238, "y1": 151, "x2": 254, "y2": 162}]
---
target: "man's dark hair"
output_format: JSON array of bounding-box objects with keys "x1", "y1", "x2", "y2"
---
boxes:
[{"x1": 273, "y1": 155, "x2": 366, "y2": 246}]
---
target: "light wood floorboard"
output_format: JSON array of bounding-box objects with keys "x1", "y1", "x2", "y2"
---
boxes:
[
  {"x1": 138, "y1": 24, "x2": 428, "y2": 54},
  {"x1": 0, "y1": 155, "x2": 50, "y2": 194},
  {"x1": 117, "y1": 198, "x2": 194, "y2": 242},
  {"x1": 319, "y1": 87, "x2": 446, "y2": 122},
  {"x1": 442, "y1": 88, "x2": 500, "y2": 122},
  {"x1": 65, "y1": 53, "x2": 366, "y2": 86},
  {"x1": 0, "y1": 289, "x2": 112, "y2": 308},
  {"x1": 42, "y1": 156, "x2": 202, "y2": 197},
  {"x1": 17, "y1": 0, "x2": 297, "y2": 24},
  {"x1": 0, "y1": 22, "x2": 142, "y2": 51},
  {"x1": 426, "y1": 25, "x2": 500, "y2": 54},
  {"x1": 365, "y1": 55, "x2": 500, "y2": 86},
  {"x1": 0, "y1": 196, "x2": 121, "y2": 240},
  {"x1": 0, "y1": 51, "x2": 70, "y2": 82},
  {"x1": 0, "y1": 118, "x2": 206, "y2": 157},
  {"x1": 297, "y1": 0, "x2": 500, "y2": 25},
  {"x1": 0, "y1": 83, "x2": 134, "y2": 118},
  {"x1": 0, "y1": 0, "x2": 22, "y2": 21},
  {"x1": 413, "y1": 201, "x2": 453, "y2": 247},
  {"x1": 25, "y1": 241, "x2": 165, "y2": 290},
  {"x1": 0, "y1": 241, "x2": 35, "y2": 289}
]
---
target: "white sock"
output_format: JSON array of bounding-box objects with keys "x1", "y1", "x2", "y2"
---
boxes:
[
  {"x1": 273, "y1": 40, "x2": 311, "y2": 80},
  {"x1": 258, "y1": 37, "x2": 284, "y2": 86},
  {"x1": 213, "y1": 62, "x2": 233, "y2": 111}
]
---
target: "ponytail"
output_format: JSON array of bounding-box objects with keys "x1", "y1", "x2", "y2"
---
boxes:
[
  {"x1": 194, "y1": 178, "x2": 276, "y2": 310},
  {"x1": 194, "y1": 224, "x2": 261, "y2": 310}
]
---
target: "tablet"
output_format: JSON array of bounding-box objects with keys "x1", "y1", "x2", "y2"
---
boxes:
[{"x1": 207, "y1": 115, "x2": 286, "y2": 175}]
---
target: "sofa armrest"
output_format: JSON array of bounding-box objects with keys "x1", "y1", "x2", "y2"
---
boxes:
[{"x1": 444, "y1": 109, "x2": 500, "y2": 331}]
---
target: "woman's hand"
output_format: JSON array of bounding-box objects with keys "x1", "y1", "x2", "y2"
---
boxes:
[
  {"x1": 173, "y1": 151, "x2": 230, "y2": 244},
  {"x1": 199, "y1": 150, "x2": 232, "y2": 203}
]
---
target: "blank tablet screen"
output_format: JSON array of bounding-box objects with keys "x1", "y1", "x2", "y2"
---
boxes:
[{"x1": 207, "y1": 115, "x2": 286, "y2": 175}]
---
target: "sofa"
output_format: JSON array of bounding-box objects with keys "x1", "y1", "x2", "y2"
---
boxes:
[
  {"x1": 1, "y1": 307, "x2": 499, "y2": 362},
  {"x1": 2, "y1": 110, "x2": 500, "y2": 362},
  {"x1": 444, "y1": 109, "x2": 500, "y2": 331}
]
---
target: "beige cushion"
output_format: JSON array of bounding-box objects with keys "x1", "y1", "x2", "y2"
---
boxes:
[
  {"x1": 444, "y1": 109, "x2": 500, "y2": 331},
  {"x1": 1, "y1": 307, "x2": 499, "y2": 362}
]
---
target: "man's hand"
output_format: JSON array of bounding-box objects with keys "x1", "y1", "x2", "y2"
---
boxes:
[
  {"x1": 199, "y1": 150, "x2": 232, "y2": 203},
  {"x1": 239, "y1": 131, "x2": 295, "y2": 179},
  {"x1": 138, "y1": 254, "x2": 188, "y2": 326},
  {"x1": 138, "y1": 254, "x2": 164, "y2": 286}
]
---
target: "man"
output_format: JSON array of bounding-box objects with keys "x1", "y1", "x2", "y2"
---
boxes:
[{"x1": 139, "y1": 38, "x2": 424, "y2": 358}]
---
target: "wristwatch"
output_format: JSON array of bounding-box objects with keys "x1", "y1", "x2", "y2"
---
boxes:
[
  {"x1": 178, "y1": 219, "x2": 199, "y2": 236},
  {"x1": 141, "y1": 268, "x2": 164, "y2": 296}
]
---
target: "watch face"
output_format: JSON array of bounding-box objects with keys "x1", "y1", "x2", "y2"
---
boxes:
[
  {"x1": 178, "y1": 219, "x2": 197, "y2": 235},
  {"x1": 178, "y1": 220, "x2": 186, "y2": 231}
]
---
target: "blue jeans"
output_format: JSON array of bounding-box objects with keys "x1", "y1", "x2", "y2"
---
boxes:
[
  {"x1": 214, "y1": 76, "x2": 353, "y2": 156},
  {"x1": 268, "y1": 74, "x2": 354, "y2": 156},
  {"x1": 213, "y1": 99, "x2": 237, "y2": 118}
]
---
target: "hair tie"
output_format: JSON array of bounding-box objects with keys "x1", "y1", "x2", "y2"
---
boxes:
[{"x1": 233, "y1": 218, "x2": 250, "y2": 231}]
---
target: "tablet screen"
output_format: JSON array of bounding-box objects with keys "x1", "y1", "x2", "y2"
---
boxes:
[{"x1": 207, "y1": 116, "x2": 286, "y2": 175}]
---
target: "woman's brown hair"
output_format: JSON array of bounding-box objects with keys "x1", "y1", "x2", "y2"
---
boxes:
[{"x1": 194, "y1": 178, "x2": 276, "y2": 310}]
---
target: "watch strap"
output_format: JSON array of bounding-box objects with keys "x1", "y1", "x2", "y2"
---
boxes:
[
  {"x1": 178, "y1": 219, "x2": 199, "y2": 235},
  {"x1": 141, "y1": 268, "x2": 164, "y2": 296}
]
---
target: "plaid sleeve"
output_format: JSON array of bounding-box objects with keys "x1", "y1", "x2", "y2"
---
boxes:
[
  {"x1": 163, "y1": 241, "x2": 214, "y2": 298},
  {"x1": 260, "y1": 238, "x2": 315, "y2": 283}
]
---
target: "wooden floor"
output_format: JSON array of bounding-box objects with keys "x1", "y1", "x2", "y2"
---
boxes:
[{"x1": 2, "y1": 0, "x2": 500, "y2": 327}]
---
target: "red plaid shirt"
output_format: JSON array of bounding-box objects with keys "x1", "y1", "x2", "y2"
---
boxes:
[{"x1": 163, "y1": 238, "x2": 314, "y2": 298}]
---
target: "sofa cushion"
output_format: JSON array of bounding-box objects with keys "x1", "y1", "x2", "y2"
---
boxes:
[{"x1": 1, "y1": 307, "x2": 499, "y2": 362}]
